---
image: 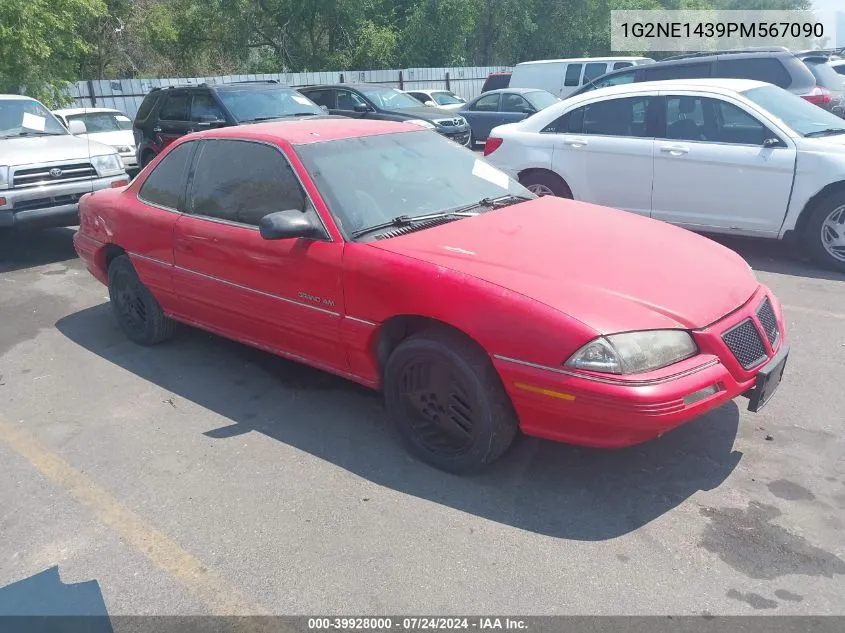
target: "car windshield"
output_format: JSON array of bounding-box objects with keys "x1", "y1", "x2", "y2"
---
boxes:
[
  {"x1": 0, "y1": 98, "x2": 67, "y2": 138},
  {"x1": 295, "y1": 130, "x2": 533, "y2": 238},
  {"x1": 67, "y1": 111, "x2": 132, "y2": 132},
  {"x1": 526, "y1": 91, "x2": 560, "y2": 110},
  {"x1": 358, "y1": 87, "x2": 423, "y2": 111},
  {"x1": 432, "y1": 91, "x2": 465, "y2": 105},
  {"x1": 742, "y1": 85, "x2": 845, "y2": 137},
  {"x1": 216, "y1": 87, "x2": 323, "y2": 122}
]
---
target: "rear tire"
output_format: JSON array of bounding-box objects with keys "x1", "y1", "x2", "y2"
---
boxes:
[
  {"x1": 519, "y1": 170, "x2": 573, "y2": 198},
  {"x1": 108, "y1": 255, "x2": 175, "y2": 346},
  {"x1": 802, "y1": 190, "x2": 845, "y2": 273},
  {"x1": 384, "y1": 328, "x2": 518, "y2": 474}
]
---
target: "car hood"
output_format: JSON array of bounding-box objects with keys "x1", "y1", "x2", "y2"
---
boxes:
[
  {"x1": 80, "y1": 130, "x2": 135, "y2": 147},
  {"x1": 369, "y1": 197, "x2": 758, "y2": 334},
  {"x1": 0, "y1": 134, "x2": 116, "y2": 166}
]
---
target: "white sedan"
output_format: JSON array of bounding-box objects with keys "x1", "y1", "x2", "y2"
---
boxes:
[
  {"x1": 53, "y1": 107, "x2": 138, "y2": 169},
  {"x1": 484, "y1": 78, "x2": 845, "y2": 272}
]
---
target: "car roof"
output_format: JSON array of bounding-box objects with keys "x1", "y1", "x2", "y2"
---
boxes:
[
  {"x1": 192, "y1": 118, "x2": 420, "y2": 145},
  {"x1": 477, "y1": 87, "x2": 547, "y2": 96},
  {"x1": 300, "y1": 84, "x2": 394, "y2": 91},
  {"x1": 53, "y1": 107, "x2": 123, "y2": 116},
  {"x1": 572, "y1": 78, "x2": 767, "y2": 100},
  {"x1": 0, "y1": 94, "x2": 39, "y2": 101},
  {"x1": 516, "y1": 57, "x2": 651, "y2": 66}
]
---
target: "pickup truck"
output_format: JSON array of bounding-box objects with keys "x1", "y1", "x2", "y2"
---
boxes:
[{"x1": 1, "y1": 94, "x2": 129, "y2": 230}]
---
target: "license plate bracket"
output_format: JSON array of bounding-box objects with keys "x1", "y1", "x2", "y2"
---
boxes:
[{"x1": 748, "y1": 344, "x2": 789, "y2": 413}]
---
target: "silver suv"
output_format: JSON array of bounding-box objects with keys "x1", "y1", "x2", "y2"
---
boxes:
[{"x1": 0, "y1": 95, "x2": 128, "y2": 230}]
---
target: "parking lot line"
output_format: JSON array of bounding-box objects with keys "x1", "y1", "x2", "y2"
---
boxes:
[
  {"x1": 0, "y1": 416, "x2": 268, "y2": 620},
  {"x1": 782, "y1": 305, "x2": 845, "y2": 320}
]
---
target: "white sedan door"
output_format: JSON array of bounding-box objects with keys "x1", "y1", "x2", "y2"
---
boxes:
[
  {"x1": 549, "y1": 93, "x2": 656, "y2": 216},
  {"x1": 651, "y1": 92, "x2": 796, "y2": 236}
]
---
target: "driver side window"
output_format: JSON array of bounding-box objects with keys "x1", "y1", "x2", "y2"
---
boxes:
[
  {"x1": 336, "y1": 90, "x2": 367, "y2": 111},
  {"x1": 502, "y1": 94, "x2": 532, "y2": 113},
  {"x1": 190, "y1": 94, "x2": 224, "y2": 123}
]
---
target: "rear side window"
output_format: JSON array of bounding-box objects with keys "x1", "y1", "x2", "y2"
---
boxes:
[
  {"x1": 544, "y1": 107, "x2": 585, "y2": 134},
  {"x1": 564, "y1": 64, "x2": 583, "y2": 87},
  {"x1": 715, "y1": 57, "x2": 791, "y2": 88},
  {"x1": 482, "y1": 74, "x2": 511, "y2": 91},
  {"x1": 159, "y1": 93, "x2": 189, "y2": 121},
  {"x1": 594, "y1": 70, "x2": 636, "y2": 89},
  {"x1": 138, "y1": 142, "x2": 195, "y2": 210},
  {"x1": 582, "y1": 63, "x2": 608, "y2": 84},
  {"x1": 135, "y1": 92, "x2": 161, "y2": 122},
  {"x1": 613, "y1": 61, "x2": 633, "y2": 70},
  {"x1": 582, "y1": 97, "x2": 652, "y2": 137},
  {"x1": 803, "y1": 60, "x2": 845, "y2": 90},
  {"x1": 189, "y1": 140, "x2": 310, "y2": 226},
  {"x1": 640, "y1": 62, "x2": 711, "y2": 81}
]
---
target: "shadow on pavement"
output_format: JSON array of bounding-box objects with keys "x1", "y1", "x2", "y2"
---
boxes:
[
  {"x1": 57, "y1": 303, "x2": 743, "y2": 541},
  {"x1": 0, "y1": 566, "x2": 113, "y2": 631},
  {"x1": 709, "y1": 235, "x2": 845, "y2": 282},
  {"x1": 0, "y1": 228, "x2": 79, "y2": 274}
]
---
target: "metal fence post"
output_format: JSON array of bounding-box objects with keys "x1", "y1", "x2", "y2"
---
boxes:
[
  {"x1": 87, "y1": 80, "x2": 97, "y2": 107},
  {"x1": 399, "y1": 70, "x2": 404, "y2": 90},
  {"x1": 445, "y1": 71, "x2": 451, "y2": 91}
]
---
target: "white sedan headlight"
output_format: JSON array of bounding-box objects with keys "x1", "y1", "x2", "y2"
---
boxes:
[
  {"x1": 565, "y1": 330, "x2": 698, "y2": 374},
  {"x1": 406, "y1": 119, "x2": 436, "y2": 129},
  {"x1": 0, "y1": 165, "x2": 9, "y2": 190},
  {"x1": 91, "y1": 152, "x2": 124, "y2": 176}
]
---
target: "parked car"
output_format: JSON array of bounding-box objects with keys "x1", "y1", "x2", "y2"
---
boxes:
[
  {"x1": 483, "y1": 78, "x2": 845, "y2": 272},
  {"x1": 133, "y1": 80, "x2": 327, "y2": 168},
  {"x1": 510, "y1": 57, "x2": 654, "y2": 99},
  {"x1": 832, "y1": 59, "x2": 845, "y2": 77},
  {"x1": 799, "y1": 57, "x2": 845, "y2": 117},
  {"x1": 405, "y1": 89, "x2": 467, "y2": 110},
  {"x1": 74, "y1": 118, "x2": 788, "y2": 473},
  {"x1": 0, "y1": 95, "x2": 128, "y2": 230},
  {"x1": 298, "y1": 84, "x2": 471, "y2": 146},
  {"x1": 458, "y1": 88, "x2": 560, "y2": 146},
  {"x1": 481, "y1": 72, "x2": 511, "y2": 93},
  {"x1": 569, "y1": 49, "x2": 819, "y2": 104},
  {"x1": 54, "y1": 107, "x2": 138, "y2": 170}
]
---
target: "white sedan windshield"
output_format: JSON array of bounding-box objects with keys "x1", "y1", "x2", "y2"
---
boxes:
[{"x1": 743, "y1": 86, "x2": 845, "y2": 137}]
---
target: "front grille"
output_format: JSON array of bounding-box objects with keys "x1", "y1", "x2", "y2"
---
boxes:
[
  {"x1": 435, "y1": 118, "x2": 463, "y2": 127},
  {"x1": 13, "y1": 163, "x2": 97, "y2": 188},
  {"x1": 722, "y1": 318, "x2": 768, "y2": 369},
  {"x1": 13, "y1": 193, "x2": 85, "y2": 212},
  {"x1": 756, "y1": 298, "x2": 779, "y2": 347}
]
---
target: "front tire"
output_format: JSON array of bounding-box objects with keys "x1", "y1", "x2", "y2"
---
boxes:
[
  {"x1": 802, "y1": 191, "x2": 845, "y2": 273},
  {"x1": 519, "y1": 170, "x2": 572, "y2": 198},
  {"x1": 384, "y1": 329, "x2": 518, "y2": 474},
  {"x1": 108, "y1": 255, "x2": 175, "y2": 345}
]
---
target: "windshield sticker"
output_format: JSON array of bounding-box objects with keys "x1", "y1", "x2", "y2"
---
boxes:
[
  {"x1": 472, "y1": 159, "x2": 509, "y2": 190},
  {"x1": 292, "y1": 95, "x2": 313, "y2": 106},
  {"x1": 22, "y1": 112, "x2": 46, "y2": 132}
]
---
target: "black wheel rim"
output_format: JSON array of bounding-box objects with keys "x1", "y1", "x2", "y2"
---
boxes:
[
  {"x1": 396, "y1": 355, "x2": 477, "y2": 456},
  {"x1": 113, "y1": 272, "x2": 148, "y2": 333}
]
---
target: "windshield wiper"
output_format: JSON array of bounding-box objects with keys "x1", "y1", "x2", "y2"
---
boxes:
[
  {"x1": 805, "y1": 128, "x2": 845, "y2": 138},
  {"x1": 441, "y1": 193, "x2": 536, "y2": 216},
  {"x1": 350, "y1": 210, "x2": 478, "y2": 240},
  {"x1": 242, "y1": 113, "x2": 320, "y2": 123},
  {"x1": 16, "y1": 130, "x2": 65, "y2": 137}
]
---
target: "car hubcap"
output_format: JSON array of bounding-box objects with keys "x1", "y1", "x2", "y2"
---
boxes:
[
  {"x1": 527, "y1": 183, "x2": 555, "y2": 196},
  {"x1": 821, "y1": 204, "x2": 845, "y2": 262},
  {"x1": 114, "y1": 275, "x2": 147, "y2": 331},
  {"x1": 397, "y1": 357, "x2": 476, "y2": 456}
]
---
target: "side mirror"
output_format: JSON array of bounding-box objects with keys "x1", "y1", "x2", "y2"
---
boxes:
[
  {"x1": 319, "y1": 105, "x2": 329, "y2": 113},
  {"x1": 763, "y1": 137, "x2": 784, "y2": 148},
  {"x1": 353, "y1": 103, "x2": 371, "y2": 113},
  {"x1": 424, "y1": 101, "x2": 437, "y2": 107},
  {"x1": 67, "y1": 119, "x2": 87, "y2": 135},
  {"x1": 259, "y1": 210, "x2": 324, "y2": 241}
]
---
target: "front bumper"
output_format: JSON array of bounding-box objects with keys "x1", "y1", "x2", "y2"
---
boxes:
[
  {"x1": 119, "y1": 152, "x2": 139, "y2": 168},
  {"x1": 437, "y1": 125, "x2": 472, "y2": 146},
  {"x1": 0, "y1": 174, "x2": 128, "y2": 230},
  {"x1": 494, "y1": 286, "x2": 787, "y2": 448}
]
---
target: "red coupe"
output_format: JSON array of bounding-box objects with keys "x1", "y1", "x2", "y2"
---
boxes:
[{"x1": 74, "y1": 119, "x2": 789, "y2": 473}]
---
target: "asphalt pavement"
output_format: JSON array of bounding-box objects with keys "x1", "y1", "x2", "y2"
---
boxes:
[{"x1": 1, "y1": 227, "x2": 844, "y2": 617}]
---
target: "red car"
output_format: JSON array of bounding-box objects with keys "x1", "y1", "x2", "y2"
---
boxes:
[{"x1": 73, "y1": 119, "x2": 789, "y2": 473}]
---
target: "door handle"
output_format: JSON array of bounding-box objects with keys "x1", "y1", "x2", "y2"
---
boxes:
[
  {"x1": 152, "y1": 126, "x2": 162, "y2": 133},
  {"x1": 660, "y1": 145, "x2": 689, "y2": 156},
  {"x1": 563, "y1": 138, "x2": 588, "y2": 147}
]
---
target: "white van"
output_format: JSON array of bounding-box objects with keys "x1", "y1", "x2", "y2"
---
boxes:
[{"x1": 509, "y1": 57, "x2": 655, "y2": 99}]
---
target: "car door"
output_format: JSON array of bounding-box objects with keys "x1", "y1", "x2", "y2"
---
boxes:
[
  {"x1": 500, "y1": 93, "x2": 535, "y2": 125},
  {"x1": 129, "y1": 140, "x2": 198, "y2": 307},
  {"x1": 154, "y1": 91, "x2": 192, "y2": 149},
  {"x1": 172, "y1": 138, "x2": 347, "y2": 370},
  {"x1": 546, "y1": 94, "x2": 657, "y2": 215},
  {"x1": 465, "y1": 93, "x2": 502, "y2": 141},
  {"x1": 650, "y1": 92, "x2": 796, "y2": 235}
]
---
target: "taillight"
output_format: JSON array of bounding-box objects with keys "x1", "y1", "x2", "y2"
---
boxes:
[
  {"x1": 483, "y1": 137, "x2": 503, "y2": 156},
  {"x1": 802, "y1": 85, "x2": 832, "y2": 106}
]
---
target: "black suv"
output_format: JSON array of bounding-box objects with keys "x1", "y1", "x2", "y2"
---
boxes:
[
  {"x1": 133, "y1": 81, "x2": 327, "y2": 167},
  {"x1": 570, "y1": 49, "x2": 818, "y2": 101},
  {"x1": 298, "y1": 84, "x2": 472, "y2": 146}
]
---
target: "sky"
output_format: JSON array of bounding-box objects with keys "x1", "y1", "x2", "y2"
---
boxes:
[{"x1": 812, "y1": 0, "x2": 843, "y2": 47}]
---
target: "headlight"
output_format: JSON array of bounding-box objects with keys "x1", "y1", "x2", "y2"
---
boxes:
[
  {"x1": 114, "y1": 145, "x2": 133, "y2": 154},
  {"x1": 406, "y1": 119, "x2": 436, "y2": 129},
  {"x1": 456, "y1": 117, "x2": 467, "y2": 126},
  {"x1": 564, "y1": 330, "x2": 698, "y2": 374},
  {"x1": 91, "y1": 153, "x2": 124, "y2": 176},
  {"x1": 0, "y1": 165, "x2": 9, "y2": 190}
]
